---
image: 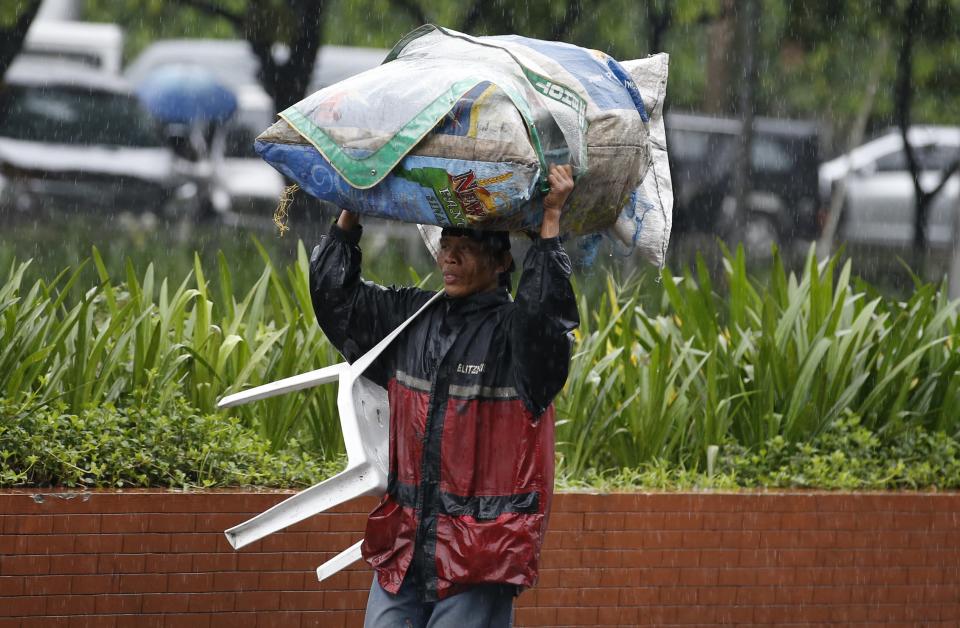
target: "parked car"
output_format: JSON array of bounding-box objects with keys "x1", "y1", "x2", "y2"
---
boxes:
[
  {"x1": 0, "y1": 58, "x2": 180, "y2": 217},
  {"x1": 666, "y1": 112, "x2": 821, "y2": 249},
  {"x1": 819, "y1": 126, "x2": 960, "y2": 248},
  {"x1": 22, "y1": 20, "x2": 124, "y2": 74},
  {"x1": 125, "y1": 39, "x2": 387, "y2": 219}
]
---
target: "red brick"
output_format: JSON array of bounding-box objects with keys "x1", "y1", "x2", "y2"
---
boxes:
[
  {"x1": 327, "y1": 513, "x2": 367, "y2": 532},
  {"x1": 3, "y1": 595, "x2": 46, "y2": 615},
  {"x1": 235, "y1": 590, "x2": 281, "y2": 611},
  {"x1": 100, "y1": 514, "x2": 148, "y2": 534},
  {"x1": 775, "y1": 584, "x2": 815, "y2": 604},
  {"x1": 168, "y1": 572, "x2": 214, "y2": 593},
  {"x1": 0, "y1": 575, "x2": 24, "y2": 595},
  {"x1": 554, "y1": 568, "x2": 601, "y2": 588},
  {"x1": 302, "y1": 611, "x2": 348, "y2": 628},
  {"x1": 71, "y1": 574, "x2": 119, "y2": 594},
  {"x1": 717, "y1": 568, "x2": 757, "y2": 586},
  {"x1": 49, "y1": 514, "x2": 101, "y2": 534},
  {"x1": 1, "y1": 554, "x2": 50, "y2": 576},
  {"x1": 702, "y1": 511, "x2": 743, "y2": 529},
  {"x1": 735, "y1": 585, "x2": 776, "y2": 605},
  {"x1": 618, "y1": 549, "x2": 663, "y2": 567},
  {"x1": 577, "y1": 587, "x2": 619, "y2": 606},
  {"x1": 118, "y1": 573, "x2": 167, "y2": 593},
  {"x1": 681, "y1": 530, "x2": 723, "y2": 548},
  {"x1": 278, "y1": 590, "x2": 326, "y2": 611},
  {"x1": 583, "y1": 512, "x2": 624, "y2": 530},
  {"x1": 68, "y1": 616, "x2": 118, "y2": 628},
  {"x1": 545, "y1": 511, "x2": 582, "y2": 531},
  {"x1": 321, "y1": 589, "x2": 368, "y2": 611},
  {"x1": 46, "y1": 593, "x2": 96, "y2": 614},
  {"x1": 144, "y1": 553, "x2": 194, "y2": 574},
  {"x1": 642, "y1": 568, "x2": 681, "y2": 586},
  {"x1": 558, "y1": 606, "x2": 598, "y2": 625},
  {"x1": 122, "y1": 534, "x2": 170, "y2": 553},
  {"x1": 793, "y1": 566, "x2": 833, "y2": 585},
  {"x1": 6, "y1": 515, "x2": 54, "y2": 534},
  {"x1": 658, "y1": 586, "x2": 698, "y2": 605},
  {"x1": 540, "y1": 548, "x2": 581, "y2": 569},
  {"x1": 22, "y1": 618, "x2": 68, "y2": 628},
  {"x1": 259, "y1": 571, "x2": 306, "y2": 591},
  {"x1": 661, "y1": 511, "x2": 704, "y2": 530},
  {"x1": 194, "y1": 513, "x2": 247, "y2": 532},
  {"x1": 115, "y1": 616, "x2": 163, "y2": 628},
  {"x1": 537, "y1": 586, "x2": 580, "y2": 606},
  {"x1": 237, "y1": 552, "x2": 286, "y2": 572},
  {"x1": 191, "y1": 552, "x2": 237, "y2": 572},
  {"x1": 697, "y1": 586, "x2": 738, "y2": 605},
  {"x1": 168, "y1": 533, "x2": 223, "y2": 553},
  {"x1": 659, "y1": 550, "x2": 699, "y2": 568},
  {"x1": 165, "y1": 614, "x2": 211, "y2": 628},
  {"x1": 25, "y1": 535, "x2": 75, "y2": 554},
  {"x1": 212, "y1": 571, "x2": 260, "y2": 592},
  {"x1": 211, "y1": 614, "x2": 259, "y2": 628},
  {"x1": 23, "y1": 574, "x2": 72, "y2": 595},
  {"x1": 639, "y1": 530, "x2": 683, "y2": 548},
  {"x1": 261, "y1": 532, "x2": 310, "y2": 551},
  {"x1": 698, "y1": 549, "x2": 739, "y2": 568},
  {"x1": 742, "y1": 511, "x2": 782, "y2": 530},
  {"x1": 583, "y1": 549, "x2": 620, "y2": 568},
  {"x1": 74, "y1": 534, "x2": 123, "y2": 553},
  {"x1": 146, "y1": 513, "x2": 196, "y2": 533},
  {"x1": 49, "y1": 554, "x2": 98, "y2": 575},
  {"x1": 679, "y1": 567, "x2": 719, "y2": 586},
  {"x1": 97, "y1": 553, "x2": 145, "y2": 574},
  {"x1": 622, "y1": 512, "x2": 665, "y2": 530},
  {"x1": 187, "y1": 592, "x2": 236, "y2": 612},
  {"x1": 307, "y1": 533, "x2": 363, "y2": 553},
  {"x1": 94, "y1": 593, "x2": 142, "y2": 613},
  {"x1": 283, "y1": 552, "x2": 332, "y2": 572},
  {"x1": 720, "y1": 530, "x2": 761, "y2": 549},
  {"x1": 754, "y1": 567, "x2": 796, "y2": 586},
  {"x1": 618, "y1": 585, "x2": 658, "y2": 605},
  {"x1": 514, "y1": 608, "x2": 557, "y2": 626},
  {"x1": 141, "y1": 592, "x2": 190, "y2": 613}
]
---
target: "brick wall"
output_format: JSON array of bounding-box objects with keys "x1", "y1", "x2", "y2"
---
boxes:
[{"x1": 1, "y1": 490, "x2": 958, "y2": 627}]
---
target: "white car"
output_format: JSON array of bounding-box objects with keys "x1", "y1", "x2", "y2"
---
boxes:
[
  {"x1": 0, "y1": 58, "x2": 179, "y2": 217},
  {"x1": 819, "y1": 126, "x2": 960, "y2": 247}
]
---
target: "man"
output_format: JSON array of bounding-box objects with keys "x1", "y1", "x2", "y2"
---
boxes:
[{"x1": 309, "y1": 164, "x2": 579, "y2": 627}]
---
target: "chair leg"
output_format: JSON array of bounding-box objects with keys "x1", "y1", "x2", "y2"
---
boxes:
[
  {"x1": 224, "y1": 463, "x2": 383, "y2": 549},
  {"x1": 317, "y1": 540, "x2": 364, "y2": 582}
]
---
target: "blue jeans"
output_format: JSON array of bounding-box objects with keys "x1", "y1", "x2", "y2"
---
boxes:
[{"x1": 364, "y1": 574, "x2": 514, "y2": 628}]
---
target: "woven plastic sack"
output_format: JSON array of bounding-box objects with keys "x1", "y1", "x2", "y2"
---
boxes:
[{"x1": 256, "y1": 25, "x2": 670, "y2": 262}]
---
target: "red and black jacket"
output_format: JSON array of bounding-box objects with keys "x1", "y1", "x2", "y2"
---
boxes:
[{"x1": 309, "y1": 224, "x2": 579, "y2": 601}]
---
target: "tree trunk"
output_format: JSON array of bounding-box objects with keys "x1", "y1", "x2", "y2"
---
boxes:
[
  {"x1": 703, "y1": 0, "x2": 735, "y2": 114},
  {"x1": 731, "y1": 0, "x2": 758, "y2": 242},
  {"x1": 0, "y1": 1, "x2": 43, "y2": 80},
  {"x1": 894, "y1": 0, "x2": 929, "y2": 258}
]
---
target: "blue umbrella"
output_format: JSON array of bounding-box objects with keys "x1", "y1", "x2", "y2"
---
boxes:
[{"x1": 136, "y1": 63, "x2": 238, "y2": 124}]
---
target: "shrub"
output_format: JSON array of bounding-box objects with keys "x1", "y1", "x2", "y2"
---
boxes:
[{"x1": 0, "y1": 395, "x2": 339, "y2": 489}]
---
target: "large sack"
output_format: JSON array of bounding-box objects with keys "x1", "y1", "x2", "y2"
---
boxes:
[{"x1": 256, "y1": 25, "x2": 671, "y2": 263}]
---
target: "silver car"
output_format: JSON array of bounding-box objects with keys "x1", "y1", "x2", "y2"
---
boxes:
[
  {"x1": 0, "y1": 58, "x2": 178, "y2": 217},
  {"x1": 819, "y1": 126, "x2": 960, "y2": 247}
]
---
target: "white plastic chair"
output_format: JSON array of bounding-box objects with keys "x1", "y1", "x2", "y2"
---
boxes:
[{"x1": 217, "y1": 290, "x2": 443, "y2": 581}]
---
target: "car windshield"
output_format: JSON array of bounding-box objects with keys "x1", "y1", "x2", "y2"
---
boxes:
[{"x1": 0, "y1": 84, "x2": 163, "y2": 148}]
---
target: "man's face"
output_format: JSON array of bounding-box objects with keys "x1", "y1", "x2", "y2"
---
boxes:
[{"x1": 438, "y1": 235, "x2": 506, "y2": 298}]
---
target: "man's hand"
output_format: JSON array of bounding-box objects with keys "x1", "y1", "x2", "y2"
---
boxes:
[
  {"x1": 337, "y1": 209, "x2": 360, "y2": 230},
  {"x1": 540, "y1": 164, "x2": 574, "y2": 239}
]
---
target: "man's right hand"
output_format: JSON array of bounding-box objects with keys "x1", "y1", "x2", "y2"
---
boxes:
[{"x1": 337, "y1": 209, "x2": 360, "y2": 230}]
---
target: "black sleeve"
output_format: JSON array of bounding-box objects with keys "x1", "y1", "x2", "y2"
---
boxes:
[
  {"x1": 309, "y1": 222, "x2": 434, "y2": 365},
  {"x1": 511, "y1": 236, "x2": 580, "y2": 416}
]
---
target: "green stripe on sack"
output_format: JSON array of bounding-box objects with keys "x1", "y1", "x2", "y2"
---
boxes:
[
  {"x1": 281, "y1": 78, "x2": 484, "y2": 189},
  {"x1": 282, "y1": 77, "x2": 551, "y2": 192}
]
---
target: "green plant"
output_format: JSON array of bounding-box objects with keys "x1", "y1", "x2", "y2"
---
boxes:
[{"x1": 0, "y1": 395, "x2": 339, "y2": 488}]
